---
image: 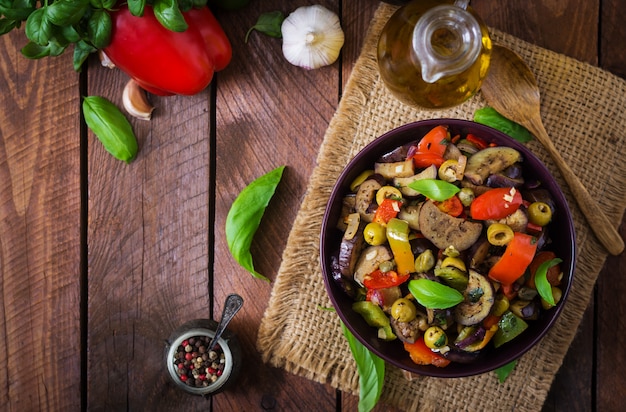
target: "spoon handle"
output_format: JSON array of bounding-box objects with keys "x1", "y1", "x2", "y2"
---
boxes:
[
  {"x1": 208, "y1": 293, "x2": 244, "y2": 350},
  {"x1": 527, "y1": 115, "x2": 624, "y2": 255}
]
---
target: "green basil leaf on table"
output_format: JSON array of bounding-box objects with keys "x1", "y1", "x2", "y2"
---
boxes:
[
  {"x1": 225, "y1": 165, "x2": 285, "y2": 282},
  {"x1": 494, "y1": 360, "x2": 518, "y2": 383},
  {"x1": 245, "y1": 10, "x2": 285, "y2": 43},
  {"x1": 534, "y1": 258, "x2": 562, "y2": 306},
  {"x1": 408, "y1": 278, "x2": 464, "y2": 309},
  {"x1": 45, "y1": 0, "x2": 89, "y2": 26},
  {"x1": 82, "y1": 96, "x2": 138, "y2": 163},
  {"x1": 341, "y1": 322, "x2": 384, "y2": 412},
  {"x1": 152, "y1": 0, "x2": 187, "y2": 32},
  {"x1": 25, "y1": 7, "x2": 52, "y2": 45},
  {"x1": 474, "y1": 106, "x2": 534, "y2": 143},
  {"x1": 87, "y1": 9, "x2": 111, "y2": 49},
  {"x1": 73, "y1": 39, "x2": 96, "y2": 71},
  {"x1": 21, "y1": 39, "x2": 66, "y2": 59},
  {"x1": 407, "y1": 178, "x2": 459, "y2": 201}
]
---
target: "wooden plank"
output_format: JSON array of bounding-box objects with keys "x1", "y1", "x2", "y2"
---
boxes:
[
  {"x1": 596, "y1": 1, "x2": 626, "y2": 409},
  {"x1": 0, "y1": 31, "x2": 82, "y2": 410},
  {"x1": 210, "y1": 1, "x2": 340, "y2": 409},
  {"x1": 85, "y1": 57, "x2": 214, "y2": 408}
]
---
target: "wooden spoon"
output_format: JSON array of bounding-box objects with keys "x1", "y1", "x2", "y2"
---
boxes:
[{"x1": 481, "y1": 44, "x2": 624, "y2": 255}]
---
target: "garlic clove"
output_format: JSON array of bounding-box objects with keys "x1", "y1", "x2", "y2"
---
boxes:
[
  {"x1": 281, "y1": 5, "x2": 345, "y2": 70},
  {"x1": 99, "y1": 50, "x2": 116, "y2": 69},
  {"x1": 122, "y1": 79, "x2": 154, "y2": 121}
]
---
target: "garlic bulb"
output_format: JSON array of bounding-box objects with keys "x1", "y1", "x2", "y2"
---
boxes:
[{"x1": 281, "y1": 5, "x2": 345, "y2": 70}]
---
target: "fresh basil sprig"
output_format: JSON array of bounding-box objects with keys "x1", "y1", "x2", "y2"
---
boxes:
[
  {"x1": 82, "y1": 96, "x2": 138, "y2": 163},
  {"x1": 534, "y1": 258, "x2": 562, "y2": 306},
  {"x1": 474, "y1": 106, "x2": 533, "y2": 143},
  {"x1": 407, "y1": 179, "x2": 460, "y2": 202},
  {"x1": 245, "y1": 10, "x2": 285, "y2": 43},
  {"x1": 225, "y1": 166, "x2": 285, "y2": 282},
  {"x1": 494, "y1": 359, "x2": 517, "y2": 383},
  {"x1": 341, "y1": 322, "x2": 385, "y2": 412},
  {"x1": 408, "y1": 278, "x2": 464, "y2": 309}
]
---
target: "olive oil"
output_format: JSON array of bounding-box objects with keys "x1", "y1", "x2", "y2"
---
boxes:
[{"x1": 377, "y1": 0, "x2": 492, "y2": 109}]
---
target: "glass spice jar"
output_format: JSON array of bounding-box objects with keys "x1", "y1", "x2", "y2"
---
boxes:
[
  {"x1": 377, "y1": 0, "x2": 492, "y2": 109},
  {"x1": 165, "y1": 319, "x2": 242, "y2": 396}
]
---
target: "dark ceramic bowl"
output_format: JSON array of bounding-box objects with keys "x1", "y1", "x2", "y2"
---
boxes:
[{"x1": 320, "y1": 119, "x2": 576, "y2": 378}]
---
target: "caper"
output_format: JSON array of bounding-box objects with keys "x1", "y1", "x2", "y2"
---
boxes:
[
  {"x1": 424, "y1": 326, "x2": 448, "y2": 349},
  {"x1": 528, "y1": 201, "x2": 553, "y2": 226},
  {"x1": 414, "y1": 249, "x2": 435, "y2": 273},
  {"x1": 363, "y1": 222, "x2": 386, "y2": 246},
  {"x1": 378, "y1": 260, "x2": 395, "y2": 273},
  {"x1": 390, "y1": 298, "x2": 418, "y2": 323},
  {"x1": 458, "y1": 187, "x2": 475, "y2": 207}
]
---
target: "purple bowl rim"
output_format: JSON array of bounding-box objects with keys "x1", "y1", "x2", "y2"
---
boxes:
[{"x1": 320, "y1": 118, "x2": 577, "y2": 378}]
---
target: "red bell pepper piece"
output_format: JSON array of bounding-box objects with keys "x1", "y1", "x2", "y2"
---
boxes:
[
  {"x1": 403, "y1": 337, "x2": 451, "y2": 368},
  {"x1": 434, "y1": 195, "x2": 464, "y2": 217},
  {"x1": 104, "y1": 5, "x2": 232, "y2": 96},
  {"x1": 466, "y1": 133, "x2": 489, "y2": 150},
  {"x1": 410, "y1": 125, "x2": 449, "y2": 168},
  {"x1": 488, "y1": 232, "x2": 538, "y2": 286},
  {"x1": 470, "y1": 187, "x2": 523, "y2": 220},
  {"x1": 373, "y1": 198, "x2": 402, "y2": 225},
  {"x1": 363, "y1": 269, "x2": 410, "y2": 290}
]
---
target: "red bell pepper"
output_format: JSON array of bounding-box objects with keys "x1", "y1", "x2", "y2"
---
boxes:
[
  {"x1": 410, "y1": 125, "x2": 449, "y2": 168},
  {"x1": 434, "y1": 195, "x2": 464, "y2": 217},
  {"x1": 104, "y1": 5, "x2": 232, "y2": 96},
  {"x1": 363, "y1": 269, "x2": 410, "y2": 290},
  {"x1": 373, "y1": 198, "x2": 401, "y2": 225},
  {"x1": 470, "y1": 187, "x2": 522, "y2": 220},
  {"x1": 403, "y1": 337, "x2": 451, "y2": 368},
  {"x1": 488, "y1": 232, "x2": 538, "y2": 286}
]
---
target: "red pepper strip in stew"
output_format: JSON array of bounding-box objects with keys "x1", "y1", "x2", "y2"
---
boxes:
[
  {"x1": 410, "y1": 125, "x2": 449, "y2": 168},
  {"x1": 403, "y1": 337, "x2": 451, "y2": 367},
  {"x1": 470, "y1": 187, "x2": 523, "y2": 220},
  {"x1": 363, "y1": 269, "x2": 410, "y2": 290},
  {"x1": 373, "y1": 198, "x2": 401, "y2": 225},
  {"x1": 466, "y1": 133, "x2": 489, "y2": 150},
  {"x1": 434, "y1": 195, "x2": 464, "y2": 217},
  {"x1": 488, "y1": 232, "x2": 538, "y2": 286}
]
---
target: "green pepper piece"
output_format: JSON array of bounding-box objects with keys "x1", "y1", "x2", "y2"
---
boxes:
[
  {"x1": 493, "y1": 311, "x2": 529, "y2": 348},
  {"x1": 386, "y1": 218, "x2": 415, "y2": 275},
  {"x1": 434, "y1": 266, "x2": 469, "y2": 291},
  {"x1": 352, "y1": 301, "x2": 396, "y2": 341}
]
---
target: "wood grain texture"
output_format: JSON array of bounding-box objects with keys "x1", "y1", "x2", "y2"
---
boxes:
[{"x1": 0, "y1": 31, "x2": 81, "y2": 410}]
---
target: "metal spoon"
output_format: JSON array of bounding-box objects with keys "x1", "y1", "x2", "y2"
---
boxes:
[
  {"x1": 480, "y1": 44, "x2": 624, "y2": 256},
  {"x1": 208, "y1": 293, "x2": 244, "y2": 350}
]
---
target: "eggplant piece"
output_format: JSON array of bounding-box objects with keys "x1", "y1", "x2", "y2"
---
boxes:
[
  {"x1": 418, "y1": 200, "x2": 483, "y2": 251},
  {"x1": 389, "y1": 312, "x2": 428, "y2": 344},
  {"x1": 330, "y1": 255, "x2": 358, "y2": 298},
  {"x1": 378, "y1": 142, "x2": 416, "y2": 163},
  {"x1": 464, "y1": 147, "x2": 523, "y2": 185},
  {"x1": 485, "y1": 173, "x2": 524, "y2": 188},
  {"x1": 398, "y1": 203, "x2": 423, "y2": 231},
  {"x1": 338, "y1": 219, "x2": 365, "y2": 278},
  {"x1": 353, "y1": 245, "x2": 393, "y2": 286},
  {"x1": 509, "y1": 299, "x2": 540, "y2": 320},
  {"x1": 467, "y1": 236, "x2": 491, "y2": 269},
  {"x1": 427, "y1": 308, "x2": 454, "y2": 329},
  {"x1": 454, "y1": 325, "x2": 486, "y2": 349},
  {"x1": 454, "y1": 269, "x2": 495, "y2": 326},
  {"x1": 443, "y1": 347, "x2": 482, "y2": 364},
  {"x1": 374, "y1": 159, "x2": 415, "y2": 180},
  {"x1": 354, "y1": 178, "x2": 382, "y2": 223},
  {"x1": 393, "y1": 165, "x2": 437, "y2": 197}
]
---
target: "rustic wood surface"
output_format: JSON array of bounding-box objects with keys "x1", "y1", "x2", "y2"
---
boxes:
[{"x1": 0, "y1": 0, "x2": 624, "y2": 410}]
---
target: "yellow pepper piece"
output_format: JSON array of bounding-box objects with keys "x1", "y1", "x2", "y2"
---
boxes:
[{"x1": 386, "y1": 218, "x2": 415, "y2": 276}]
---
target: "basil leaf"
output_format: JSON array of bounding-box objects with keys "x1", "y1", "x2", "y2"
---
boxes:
[
  {"x1": 0, "y1": 19, "x2": 19, "y2": 35},
  {"x1": 153, "y1": 0, "x2": 187, "y2": 32},
  {"x1": 127, "y1": 0, "x2": 146, "y2": 17},
  {"x1": 341, "y1": 322, "x2": 385, "y2": 412},
  {"x1": 82, "y1": 96, "x2": 138, "y2": 163},
  {"x1": 494, "y1": 360, "x2": 517, "y2": 383},
  {"x1": 87, "y1": 9, "x2": 111, "y2": 49},
  {"x1": 407, "y1": 179, "x2": 459, "y2": 201},
  {"x1": 535, "y1": 258, "x2": 562, "y2": 306},
  {"x1": 408, "y1": 278, "x2": 464, "y2": 309},
  {"x1": 225, "y1": 166, "x2": 285, "y2": 282},
  {"x1": 73, "y1": 39, "x2": 96, "y2": 71},
  {"x1": 245, "y1": 10, "x2": 284, "y2": 43},
  {"x1": 21, "y1": 39, "x2": 66, "y2": 59},
  {"x1": 25, "y1": 7, "x2": 52, "y2": 46},
  {"x1": 45, "y1": 0, "x2": 89, "y2": 26},
  {"x1": 474, "y1": 106, "x2": 533, "y2": 143}
]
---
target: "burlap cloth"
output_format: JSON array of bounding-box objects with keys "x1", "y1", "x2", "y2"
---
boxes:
[{"x1": 257, "y1": 3, "x2": 626, "y2": 411}]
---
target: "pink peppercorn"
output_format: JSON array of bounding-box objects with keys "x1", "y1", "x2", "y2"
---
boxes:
[
  {"x1": 216, "y1": 370, "x2": 223, "y2": 377},
  {"x1": 185, "y1": 353, "x2": 193, "y2": 361},
  {"x1": 180, "y1": 375, "x2": 188, "y2": 382},
  {"x1": 177, "y1": 363, "x2": 184, "y2": 370}
]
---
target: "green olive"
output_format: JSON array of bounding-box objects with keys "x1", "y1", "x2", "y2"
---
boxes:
[
  {"x1": 424, "y1": 326, "x2": 448, "y2": 349},
  {"x1": 378, "y1": 260, "x2": 395, "y2": 273},
  {"x1": 458, "y1": 187, "x2": 475, "y2": 207},
  {"x1": 375, "y1": 185, "x2": 403, "y2": 205},
  {"x1": 414, "y1": 249, "x2": 435, "y2": 273},
  {"x1": 528, "y1": 201, "x2": 553, "y2": 226},
  {"x1": 487, "y1": 223, "x2": 514, "y2": 246},
  {"x1": 438, "y1": 159, "x2": 459, "y2": 182},
  {"x1": 390, "y1": 298, "x2": 417, "y2": 323},
  {"x1": 363, "y1": 222, "x2": 386, "y2": 246}
]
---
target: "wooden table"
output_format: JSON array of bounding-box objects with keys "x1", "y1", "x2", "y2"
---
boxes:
[{"x1": 1, "y1": 0, "x2": 624, "y2": 410}]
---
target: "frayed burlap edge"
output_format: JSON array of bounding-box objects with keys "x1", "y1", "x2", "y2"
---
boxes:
[{"x1": 257, "y1": 3, "x2": 626, "y2": 411}]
